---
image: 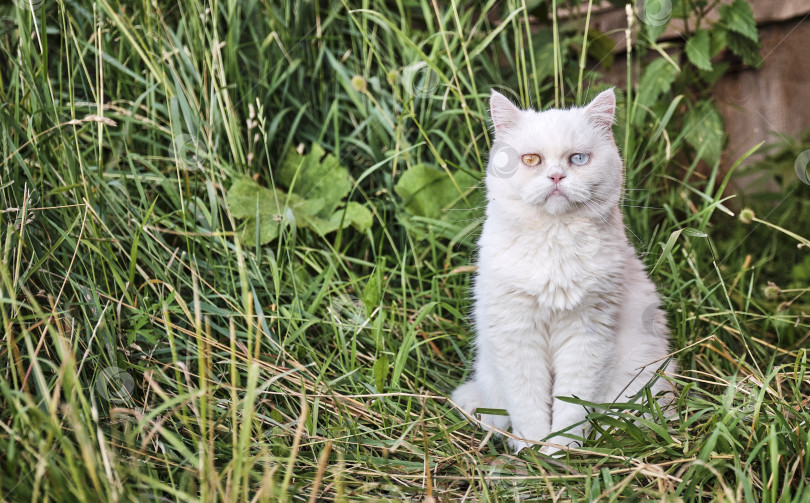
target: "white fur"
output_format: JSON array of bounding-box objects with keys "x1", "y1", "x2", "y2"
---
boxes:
[{"x1": 452, "y1": 89, "x2": 677, "y2": 453}]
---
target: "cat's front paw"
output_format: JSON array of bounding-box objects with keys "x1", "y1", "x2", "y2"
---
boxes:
[
  {"x1": 507, "y1": 437, "x2": 534, "y2": 453},
  {"x1": 540, "y1": 444, "x2": 561, "y2": 455},
  {"x1": 451, "y1": 381, "x2": 482, "y2": 415},
  {"x1": 542, "y1": 436, "x2": 582, "y2": 455},
  {"x1": 451, "y1": 381, "x2": 510, "y2": 432}
]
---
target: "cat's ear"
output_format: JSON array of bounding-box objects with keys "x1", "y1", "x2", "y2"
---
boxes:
[
  {"x1": 490, "y1": 90, "x2": 521, "y2": 134},
  {"x1": 584, "y1": 88, "x2": 616, "y2": 130}
]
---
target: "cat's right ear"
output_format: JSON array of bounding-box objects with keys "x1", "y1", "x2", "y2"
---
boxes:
[
  {"x1": 584, "y1": 88, "x2": 616, "y2": 131},
  {"x1": 490, "y1": 90, "x2": 521, "y2": 134}
]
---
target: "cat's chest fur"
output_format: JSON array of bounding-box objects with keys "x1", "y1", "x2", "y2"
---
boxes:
[{"x1": 477, "y1": 214, "x2": 625, "y2": 311}]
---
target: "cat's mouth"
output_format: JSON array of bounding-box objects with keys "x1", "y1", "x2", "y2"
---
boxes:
[{"x1": 547, "y1": 188, "x2": 568, "y2": 199}]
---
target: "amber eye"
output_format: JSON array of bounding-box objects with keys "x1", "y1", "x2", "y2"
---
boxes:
[{"x1": 521, "y1": 154, "x2": 542, "y2": 167}]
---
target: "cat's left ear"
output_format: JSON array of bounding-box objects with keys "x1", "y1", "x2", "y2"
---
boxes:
[{"x1": 584, "y1": 88, "x2": 616, "y2": 131}]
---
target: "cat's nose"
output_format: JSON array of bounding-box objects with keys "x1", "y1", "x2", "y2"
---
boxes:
[{"x1": 548, "y1": 173, "x2": 566, "y2": 184}]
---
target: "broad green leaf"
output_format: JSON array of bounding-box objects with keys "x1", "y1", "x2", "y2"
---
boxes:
[
  {"x1": 308, "y1": 202, "x2": 373, "y2": 236},
  {"x1": 227, "y1": 177, "x2": 288, "y2": 219},
  {"x1": 269, "y1": 409, "x2": 284, "y2": 425},
  {"x1": 700, "y1": 61, "x2": 731, "y2": 87},
  {"x1": 719, "y1": 0, "x2": 759, "y2": 43},
  {"x1": 239, "y1": 215, "x2": 281, "y2": 245},
  {"x1": 709, "y1": 28, "x2": 728, "y2": 57},
  {"x1": 396, "y1": 163, "x2": 447, "y2": 219},
  {"x1": 305, "y1": 213, "x2": 342, "y2": 237},
  {"x1": 340, "y1": 201, "x2": 373, "y2": 233},
  {"x1": 685, "y1": 29, "x2": 712, "y2": 71},
  {"x1": 227, "y1": 178, "x2": 314, "y2": 244},
  {"x1": 363, "y1": 267, "x2": 382, "y2": 317},
  {"x1": 373, "y1": 355, "x2": 389, "y2": 392},
  {"x1": 636, "y1": 58, "x2": 678, "y2": 109},
  {"x1": 229, "y1": 180, "x2": 318, "y2": 245},
  {"x1": 228, "y1": 152, "x2": 371, "y2": 244},
  {"x1": 726, "y1": 30, "x2": 763, "y2": 67},
  {"x1": 394, "y1": 164, "x2": 478, "y2": 220},
  {"x1": 279, "y1": 143, "x2": 353, "y2": 218},
  {"x1": 684, "y1": 101, "x2": 725, "y2": 166}
]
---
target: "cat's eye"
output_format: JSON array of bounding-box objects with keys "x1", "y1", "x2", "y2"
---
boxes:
[
  {"x1": 569, "y1": 153, "x2": 590, "y2": 166},
  {"x1": 521, "y1": 154, "x2": 542, "y2": 167}
]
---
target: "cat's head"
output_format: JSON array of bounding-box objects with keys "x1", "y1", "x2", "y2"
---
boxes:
[{"x1": 486, "y1": 89, "x2": 622, "y2": 218}]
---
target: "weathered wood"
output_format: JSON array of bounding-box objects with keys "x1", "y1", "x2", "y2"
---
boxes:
[
  {"x1": 714, "y1": 17, "x2": 810, "y2": 191},
  {"x1": 564, "y1": 1, "x2": 810, "y2": 187},
  {"x1": 559, "y1": 0, "x2": 810, "y2": 50}
]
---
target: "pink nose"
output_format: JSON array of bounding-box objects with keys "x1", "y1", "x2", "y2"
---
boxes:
[{"x1": 549, "y1": 173, "x2": 566, "y2": 184}]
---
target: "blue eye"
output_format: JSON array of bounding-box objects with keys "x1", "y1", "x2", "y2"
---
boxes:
[{"x1": 570, "y1": 153, "x2": 590, "y2": 166}]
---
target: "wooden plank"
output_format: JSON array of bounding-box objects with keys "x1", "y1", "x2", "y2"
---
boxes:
[{"x1": 554, "y1": 0, "x2": 810, "y2": 51}]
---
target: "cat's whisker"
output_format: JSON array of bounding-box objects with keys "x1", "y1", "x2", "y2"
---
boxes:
[{"x1": 620, "y1": 205, "x2": 663, "y2": 210}]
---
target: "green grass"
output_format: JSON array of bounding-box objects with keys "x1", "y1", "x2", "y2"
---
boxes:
[{"x1": 1, "y1": 0, "x2": 809, "y2": 501}]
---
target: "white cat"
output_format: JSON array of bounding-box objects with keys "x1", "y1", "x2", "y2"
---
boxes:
[{"x1": 451, "y1": 88, "x2": 677, "y2": 453}]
